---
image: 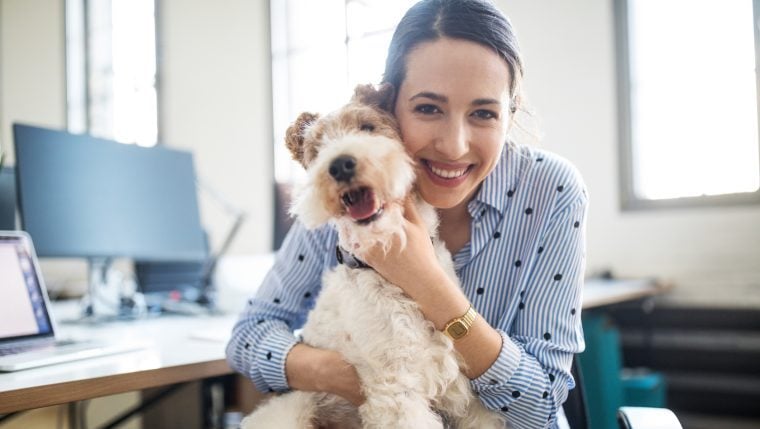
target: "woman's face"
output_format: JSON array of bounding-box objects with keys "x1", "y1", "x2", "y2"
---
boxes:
[{"x1": 394, "y1": 37, "x2": 512, "y2": 211}]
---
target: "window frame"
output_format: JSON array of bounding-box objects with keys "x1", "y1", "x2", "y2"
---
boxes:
[
  {"x1": 64, "y1": 0, "x2": 161, "y2": 146},
  {"x1": 615, "y1": 0, "x2": 760, "y2": 210},
  {"x1": 269, "y1": 0, "x2": 416, "y2": 185}
]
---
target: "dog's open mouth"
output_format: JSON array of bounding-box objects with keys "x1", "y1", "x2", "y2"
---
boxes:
[{"x1": 341, "y1": 187, "x2": 384, "y2": 224}]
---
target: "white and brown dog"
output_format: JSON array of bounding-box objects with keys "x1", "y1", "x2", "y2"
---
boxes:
[{"x1": 242, "y1": 84, "x2": 505, "y2": 429}]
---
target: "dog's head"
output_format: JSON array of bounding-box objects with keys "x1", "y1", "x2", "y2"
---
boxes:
[{"x1": 286, "y1": 83, "x2": 414, "y2": 230}]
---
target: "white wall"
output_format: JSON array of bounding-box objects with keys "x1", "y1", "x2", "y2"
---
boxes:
[
  {"x1": 159, "y1": 0, "x2": 273, "y2": 255},
  {"x1": 497, "y1": 0, "x2": 760, "y2": 307},
  {"x1": 0, "y1": 0, "x2": 66, "y2": 159}
]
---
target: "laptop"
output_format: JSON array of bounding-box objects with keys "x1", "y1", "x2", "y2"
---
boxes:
[{"x1": 0, "y1": 231, "x2": 145, "y2": 372}]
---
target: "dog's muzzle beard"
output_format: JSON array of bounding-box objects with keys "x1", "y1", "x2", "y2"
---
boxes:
[{"x1": 329, "y1": 154, "x2": 385, "y2": 225}]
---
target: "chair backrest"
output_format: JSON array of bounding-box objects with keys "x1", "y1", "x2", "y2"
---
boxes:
[{"x1": 564, "y1": 358, "x2": 590, "y2": 429}]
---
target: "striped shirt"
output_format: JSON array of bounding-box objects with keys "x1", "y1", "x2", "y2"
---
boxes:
[{"x1": 226, "y1": 144, "x2": 588, "y2": 429}]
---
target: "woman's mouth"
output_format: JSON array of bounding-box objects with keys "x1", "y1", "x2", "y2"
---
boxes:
[{"x1": 422, "y1": 160, "x2": 473, "y2": 187}]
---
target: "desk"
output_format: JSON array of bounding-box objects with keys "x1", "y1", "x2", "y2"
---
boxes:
[
  {"x1": 0, "y1": 304, "x2": 237, "y2": 414},
  {"x1": 0, "y1": 262, "x2": 669, "y2": 416},
  {"x1": 0, "y1": 253, "x2": 278, "y2": 416},
  {"x1": 583, "y1": 278, "x2": 672, "y2": 309}
]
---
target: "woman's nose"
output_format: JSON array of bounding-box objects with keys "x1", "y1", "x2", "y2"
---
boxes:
[{"x1": 434, "y1": 119, "x2": 469, "y2": 160}]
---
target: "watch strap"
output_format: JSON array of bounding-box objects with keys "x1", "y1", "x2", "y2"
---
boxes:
[{"x1": 443, "y1": 305, "x2": 478, "y2": 340}]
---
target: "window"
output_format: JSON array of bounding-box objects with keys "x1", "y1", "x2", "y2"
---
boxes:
[
  {"x1": 616, "y1": 0, "x2": 760, "y2": 209},
  {"x1": 66, "y1": 0, "x2": 158, "y2": 147},
  {"x1": 270, "y1": 0, "x2": 417, "y2": 183}
]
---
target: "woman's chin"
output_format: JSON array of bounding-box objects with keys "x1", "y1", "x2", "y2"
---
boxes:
[{"x1": 418, "y1": 183, "x2": 472, "y2": 210}]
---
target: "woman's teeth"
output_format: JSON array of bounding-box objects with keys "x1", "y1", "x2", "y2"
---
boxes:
[{"x1": 429, "y1": 164, "x2": 468, "y2": 179}]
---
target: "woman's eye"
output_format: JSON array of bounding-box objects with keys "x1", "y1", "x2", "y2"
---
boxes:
[
  {"x1": 472, "y1": 109, "x2": 498, "y2": 120},
  {"x1": 414, "y1": 104, "x2": 441, "y2": 115}
]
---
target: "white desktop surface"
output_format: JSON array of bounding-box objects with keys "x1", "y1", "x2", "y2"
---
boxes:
[
  {"x1": 582, "y1": 278, "x2": 669, "y2": 309},
  {"x1": 0, "y1": 301, "x2": 237, "y2": 414}
]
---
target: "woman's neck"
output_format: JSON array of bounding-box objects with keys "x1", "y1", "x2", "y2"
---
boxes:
[{"x1": 437, "y1": 201, "x2": 472, "y2": 255}]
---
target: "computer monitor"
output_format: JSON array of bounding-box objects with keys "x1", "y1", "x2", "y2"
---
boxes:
[
  {"x1": 13, "y1": 123, "x2": 208, "y2": 317},
  {"x1": 0, "y1": 166, "x2": 16, "y2": 230}
]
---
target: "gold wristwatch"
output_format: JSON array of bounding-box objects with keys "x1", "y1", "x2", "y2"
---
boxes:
[{"x1": 443, "y1": 305, "x2": 478, "y2": 340}]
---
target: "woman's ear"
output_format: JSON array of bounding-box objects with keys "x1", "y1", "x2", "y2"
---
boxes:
[
  {"x1": 285, "y1": 112, "x2": 320, "y2": 168},
  {"x1": 351, "y1": 83, "x2": 395, "y2": 112}
]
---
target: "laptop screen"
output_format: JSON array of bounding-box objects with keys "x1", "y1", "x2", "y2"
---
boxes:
[{"x1": 0, "y1": 234, "x2": 53, "y2": 342}]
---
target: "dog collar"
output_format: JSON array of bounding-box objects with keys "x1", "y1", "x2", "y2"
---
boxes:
[{"x1": 335, "y1": 245, "x2": 372, "y2": 270}]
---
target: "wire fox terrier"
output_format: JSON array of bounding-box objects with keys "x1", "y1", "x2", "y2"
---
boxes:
[{"x1": 242, "y1": 84, "x2": 505, "y2": 429}]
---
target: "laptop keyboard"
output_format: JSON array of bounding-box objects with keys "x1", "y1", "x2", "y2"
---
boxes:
[
  {"x1": 0, "y1": 346, "x2": 26, "y2": 357},
  {"x1": 0, "y1": 339, "x2": 80, "y2": 356},
  {"x1": 0, "y1": 339, "x2": 146, "y2": 372}
]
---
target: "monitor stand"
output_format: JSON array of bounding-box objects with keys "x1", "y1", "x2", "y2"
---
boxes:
[{"x1": 73, "y1": 257, "x2": 144, "y2": 323}]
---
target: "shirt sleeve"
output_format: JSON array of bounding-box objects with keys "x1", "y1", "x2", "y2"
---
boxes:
[
  {"x1": 225, "y1": 221, "x2": 335, "y2": 393},
  {"x1": 470, "y1": 192, "x2": 588, "y2": 429}
]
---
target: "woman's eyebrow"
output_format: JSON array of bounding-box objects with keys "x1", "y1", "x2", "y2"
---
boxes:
[
  {"x1": 472, "y1": 98, "x2": 501, "y2": 106},
  {"x1": 409, "y1": 92, "x2": 501, "y2": 107},
  {"x1": 409, "y1": 91, "x2": 448, "y2": 103}
]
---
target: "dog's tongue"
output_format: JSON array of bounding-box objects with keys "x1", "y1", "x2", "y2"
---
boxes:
[{"x1": 345, "y1": 188, "x2": 377, "y2": 221}]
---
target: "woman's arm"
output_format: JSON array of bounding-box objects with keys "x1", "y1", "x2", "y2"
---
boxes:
[
  {"x1": 225, "y1": 222, "x2": 336, "y2": 393},
  {"x1": 285, "y1": 343, "x2": 365, "y2": 406}
]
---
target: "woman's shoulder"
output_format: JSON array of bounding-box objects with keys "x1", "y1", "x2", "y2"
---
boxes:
[
  {"x1": 509, "y1": 144, "x2": 588, "y2": 205},
  {"x1": 280, "y1": 219, "x2": 339, "y2": 252}
]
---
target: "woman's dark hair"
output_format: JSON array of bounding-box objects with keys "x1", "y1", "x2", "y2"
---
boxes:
[{"x1": 382, "y1": 0, "x2": 524, "y2": 113}]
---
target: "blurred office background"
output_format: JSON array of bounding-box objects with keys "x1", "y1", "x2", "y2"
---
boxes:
[{"x1": 0, "y1": 0, "x2": 758, "y2": 428}]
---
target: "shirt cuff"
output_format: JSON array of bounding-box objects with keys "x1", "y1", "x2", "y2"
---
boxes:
[
  {"x1": 471, "y1": 330, "x2": 522, "y2": 391},
  {"x1": 256, "y1": 329, "x2": 300, "y2": 392}
]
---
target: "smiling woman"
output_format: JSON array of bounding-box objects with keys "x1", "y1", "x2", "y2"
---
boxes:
[{"x1": 230, "y1": 1, "x2": 587, "y2": 428}]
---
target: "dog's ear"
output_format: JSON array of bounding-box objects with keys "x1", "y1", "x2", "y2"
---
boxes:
[
  {"x1": 285, "y1": 112, "x2": 319, "y2": 168},
  {"x1": 351, "y1": 83, "x2": 395, "y2": 112}
]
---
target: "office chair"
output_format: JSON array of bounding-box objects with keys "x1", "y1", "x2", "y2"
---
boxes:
[{"x1": 565, "y1": 359, "x2": 682, "y2": 429}]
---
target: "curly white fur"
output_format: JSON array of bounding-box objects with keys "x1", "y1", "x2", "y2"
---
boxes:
[{"x1": 242, "y1": 96, "x2": 506, "y2": 429}]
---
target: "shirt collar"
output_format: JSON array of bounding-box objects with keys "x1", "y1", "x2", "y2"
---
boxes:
[{"x1": 469, "y1": 144, "x2": 521, "y2": 216}]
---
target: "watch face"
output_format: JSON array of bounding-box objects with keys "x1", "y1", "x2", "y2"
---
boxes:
[{"x1": 447, "y1": 321, "x2": 468, "y2": 339}]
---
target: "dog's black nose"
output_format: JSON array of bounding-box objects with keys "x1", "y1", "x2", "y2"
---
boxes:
[{"x1": 329, "y1": 155, "x2": 356, "y2": 182}]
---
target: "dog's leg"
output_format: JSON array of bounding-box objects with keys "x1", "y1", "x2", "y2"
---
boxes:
[
  {"x1": 358, "y1": 389, "x2": 443, "y2": 429},
  {"x1": 439, "y1": 374, "x2": 507, "y2": 429},
  {"x1": 447, "y1": 398, "x2": 507, "y2": 429}
]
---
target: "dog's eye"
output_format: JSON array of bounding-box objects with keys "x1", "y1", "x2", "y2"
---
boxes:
[{"x1": 360, "y1": 123, "x2": 375, "y2": 132}]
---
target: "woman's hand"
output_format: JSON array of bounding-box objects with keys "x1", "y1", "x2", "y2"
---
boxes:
[
  {"x1": 359, "y1": 198, "x2": 448, "y2": 294},
  {"x1": 286, "y1": 344, "x2": 365, "y2": 406},
  {"x1": 358, "y1": 198, "x2": 473, "y2": 331}
]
